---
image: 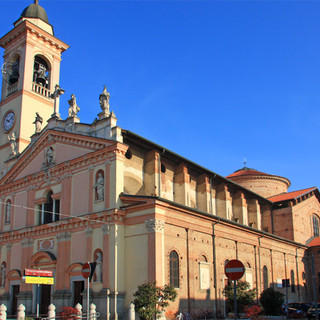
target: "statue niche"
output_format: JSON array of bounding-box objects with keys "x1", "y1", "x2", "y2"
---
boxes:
[
  {"x1": 94, "y1": 170, "x2": 104, "y2": 201},
  {"x1": 93, "y1": 250, "x2": 103, "y2": 283},
  {"x1": 0, "y1": 262, "x2": 6, "y2": 287}
]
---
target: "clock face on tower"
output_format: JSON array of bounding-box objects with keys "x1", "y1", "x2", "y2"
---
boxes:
[{"x1": 3, "y1": 111, "x2": 15, "y2": 132}]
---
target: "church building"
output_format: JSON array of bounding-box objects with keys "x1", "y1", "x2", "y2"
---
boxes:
[{"x1": 0, "y1": 1, "x2": 319, "y2": 319}]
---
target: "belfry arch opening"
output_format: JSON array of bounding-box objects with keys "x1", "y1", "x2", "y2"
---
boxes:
[
  {"x1": 33, "y1": 55, "x2": 50, "y2": 89},
  {"x1": 8, "y1": 54, "x2": 20, "y2": 85}
]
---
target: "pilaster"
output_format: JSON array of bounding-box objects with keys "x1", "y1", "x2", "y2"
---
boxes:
[
  {"x1": 102, "y1": 224, "x2": 110, "y2": 288},
  {"x1": 55, "y1": 232, "x2": 71, "y2": 290},
  {"x1": 233, "y1": 192, "x2": 248, "y2": 225},
  {"x1": 145, "y1": 150, "x2": 159, "y2": 196},
  {"x1": 174, "y1": 163, "x2": 190, "y2": 206},
  {"x1": 4, "y1": 243, "x2": 11, "y2": 292},
  {"x1": 61, "y1": 174, "x2": 72, "y2": 217},
  {"x1": 145, "y1": 219, "x2": 165, "y2": 284},
  {"x1": 20, "y1": 239, "x2": 33, "y2": 292},
  {"x1": 216, "y1": 184, "x2": 230, "y2": 219},
  {"x1": 248, "y1": 199, "x2": 261, "y2": 230},
  {"x1": 196, "y1": 174, "x2": 211, "y2": 213},
  {"x1": 85, "y1": 227, "x2": 93, "y2": 262},
  {"x1": 26, "y1": 187, "x2": 35, "y2": 226}
]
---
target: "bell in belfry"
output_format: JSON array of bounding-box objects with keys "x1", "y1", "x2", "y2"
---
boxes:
[
  {"x1": 33, "y1": 56, "x2": 49, "y2": 87},
  {"x1": 8, "y1": 59, "x2": 19, "y2": 85}
]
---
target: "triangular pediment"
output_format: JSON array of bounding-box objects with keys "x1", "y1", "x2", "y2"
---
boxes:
[{"x1": 1, "y1": 129, "x2": 116, "y2": 185}]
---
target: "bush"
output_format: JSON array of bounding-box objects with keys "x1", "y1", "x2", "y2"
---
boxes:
[
  {"x1": 223, "y1": 281, "x2": 256, "y2": 313},
  {"x1": 133, "y1": 282, "x2": 177, "y2": 320},
  {"x1": 59, "y1": 307, "x2": 80, "y2": 320},
  {"x1": 259, "y1": 287, "x2": 284, "y2": 316},
  {"x1": 244, "y1": 305, "x2": 261, "y2": 320}
]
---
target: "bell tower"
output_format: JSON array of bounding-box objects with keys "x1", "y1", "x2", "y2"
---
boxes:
[{"x1": 0, "y1": 0, "x2": 69, "y2": 172}]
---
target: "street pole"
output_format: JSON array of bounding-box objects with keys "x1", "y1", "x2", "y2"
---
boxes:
[
  {"x1": 234, "y1": 281, "x2": 237, "y2": 320},
  {"x1": 312, "y1": 254, "x2": 319, "y2": 320},
  {"x1": 87, "y1": 276, "x2": 90, "y2": 320},
  {"x1": 36, "y1": 283, "x2": 40, "y2": 318}
]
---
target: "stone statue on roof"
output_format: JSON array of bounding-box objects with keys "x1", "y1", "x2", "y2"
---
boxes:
[
  {"x1": 68, "y1": 94, "x2": 80, "y2": 118},
  {"x1": 33, "y1": 112, "x2": 43, "y2": 133},
  {"x1": 99, "y1": 85, "x2": 110, "y2": 117}
]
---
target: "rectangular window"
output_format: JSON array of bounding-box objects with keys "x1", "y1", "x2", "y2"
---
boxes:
[{"x1": 39, "y1": 196, "x2": 60, "y2": 225}]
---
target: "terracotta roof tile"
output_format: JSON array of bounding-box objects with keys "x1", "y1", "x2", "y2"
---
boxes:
[
  {"x1": 227, "y1": 168, "x2": 271, "y2": 178},
  {"x1": 308, "y1": 237, "x2": 320, "y2": 247},
  {"x1": 268, "y1": 187, "x2": 316, "y2": 203}
]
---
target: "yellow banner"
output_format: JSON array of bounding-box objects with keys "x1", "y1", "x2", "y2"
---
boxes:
[{"x1": 25, "y1": 276, "x2": 54, "y2": 285}]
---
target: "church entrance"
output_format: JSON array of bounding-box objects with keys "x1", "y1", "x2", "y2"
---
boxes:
[
  {"x1": 39, "y1": 284, "x2": 51, "y2": 315},
  {"x1": 73, "y1": 281, "x2": 84, "y2": 306},
  {"x1": 11, "y1": 285, "x2": 19, "y2": 315}
]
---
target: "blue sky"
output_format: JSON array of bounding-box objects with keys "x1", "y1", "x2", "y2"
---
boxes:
[{"x1": 1, "y1": 0, "x2": 320, "y2": 193}]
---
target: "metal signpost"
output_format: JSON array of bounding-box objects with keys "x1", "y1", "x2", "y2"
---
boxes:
[
  {"x1": 225, "y1": 259, "x2": 245, "y2": 320},
  {"x1": 82, "y1": 262, "x2": 91, "y2": 320},
  {"x1": 24, "y1": 269, "x2": 54, "y2": 318}
]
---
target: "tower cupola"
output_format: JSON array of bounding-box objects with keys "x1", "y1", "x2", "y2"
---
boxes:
[
  {"x1": 14, "y1": 0, "x2": 53, "y2": 35},
  {"x1": 20, "y1": 1, "x2": 49, "y2": 24}
]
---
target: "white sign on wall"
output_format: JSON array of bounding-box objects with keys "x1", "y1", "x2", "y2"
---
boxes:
[
  {"x1": 277, "y1": 278, "x2": 282, "y2": 288},
  {"x1": 199, "y1": 263, "x2": 210, "y2": 290}
]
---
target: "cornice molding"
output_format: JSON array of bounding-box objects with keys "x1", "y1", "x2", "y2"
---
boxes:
[{"x1": 0, "y1": 210, "x2": 124, "y2": 244}]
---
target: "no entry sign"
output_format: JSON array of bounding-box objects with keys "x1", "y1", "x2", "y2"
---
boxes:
[
  {"x1": 225, "y1": 259, "x2": 245, "y2": 281},
  {"x1": 82, "y1": 262, "x2": 91, "y2": 279}
]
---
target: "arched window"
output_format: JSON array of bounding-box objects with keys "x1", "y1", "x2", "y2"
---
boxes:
[
  {"x1": 39, "y1": 191, "x2": 60, "y2": 225},
  {"x1": 169, "y1": 250, "x2": 179, "y2": 288},
  {"x1": 5, "y1": 200, "x2": 11, "y2": 224},
  {"x1": 313, "y1": 215, "x2": 320, "y2": 237},
  {"x1": 263, "y1": 266, "x2": 268, "y2": 291},
  {"x1": 291, "y1": 270, "x2": 295, "y2": 293}
]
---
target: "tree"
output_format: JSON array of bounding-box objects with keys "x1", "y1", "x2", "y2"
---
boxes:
[
  {"x1": 259, "y1": 287, "x2": 284, "y2": 316},
  {"x1": 223, "y1": 281, "x2": 256, "y2": 313},
  {"x1": 133, "y1": 282, "x2": 177, "y2": 320}
]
